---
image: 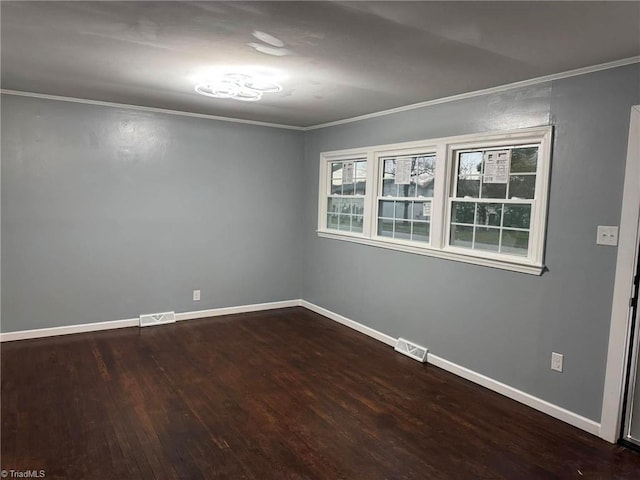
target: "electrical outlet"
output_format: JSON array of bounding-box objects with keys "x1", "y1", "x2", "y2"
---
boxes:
[
  {"x1": 596, "y1": 226, "x2": 618, "y2": 246},
  {"x1": 193, "y1": 289, "x2": 200, "y2": 301},
  {"x1": 551, "y1": 352, "x2": 563, "y2": 372}
]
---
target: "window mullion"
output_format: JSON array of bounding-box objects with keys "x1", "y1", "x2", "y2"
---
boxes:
[
  {"x1": 430, "y1": 144, "x2": 448, "y2": 249},
  {"x1": 363, "y1": 151, "x2": 376, "y2": 238}
]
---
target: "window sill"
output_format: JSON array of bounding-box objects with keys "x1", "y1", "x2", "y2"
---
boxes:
[{"x1": 316, "y1": 230, "x2": 545, "y2": 275}]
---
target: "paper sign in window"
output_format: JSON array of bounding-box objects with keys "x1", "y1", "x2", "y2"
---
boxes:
[
  {"x1": 483, "y1": 150, "x2": 511, "y2": 184},
  {"x1": 423, "y1": 202, "x2": 431, "y2": 217},
  {"x1": 395, "y1": 157, "x2": 412, "y2": 184},
  {"x1": 342, "y1": 162, "x2": 354, "y2": 184}
]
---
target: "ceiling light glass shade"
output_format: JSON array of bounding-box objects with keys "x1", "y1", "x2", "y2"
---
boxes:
[
  {"x1": 195, "y1": 72, "x2": 281, "y2": 102},
  {"x1": 243, "y1": 77, "x2": 282, "y2": 93},
  {"x1": 247, "y1": 42, "x2": 292, "y2": 57},
  {"x1": 233, "y1": 87, "x2": 263, "y2": 102},
  {"x1": 195, "y1": 79, "x2": 239, "y2": 99},
  {"x1": 251, "y1": 30, "x2": 285, "y2": 48}
]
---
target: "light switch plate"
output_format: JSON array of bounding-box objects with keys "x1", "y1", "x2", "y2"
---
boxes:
[{"x1": 596, "y1": 226, "x2": 618, "y2": 246}]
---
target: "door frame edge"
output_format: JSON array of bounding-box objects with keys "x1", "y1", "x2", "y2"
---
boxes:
[{"x1": 601, "y1": 105, "x2": 640, "y2": 442}]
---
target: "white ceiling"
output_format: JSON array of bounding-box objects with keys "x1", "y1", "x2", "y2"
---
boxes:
[{"x1": 1, "y1": 1, "x2": 639, "y2": 127}]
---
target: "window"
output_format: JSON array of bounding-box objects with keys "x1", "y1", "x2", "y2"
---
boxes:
[
  {"x1": 326, "y1": 158, "x2": 367, "y2": 234},
  {"x1": 318, "y1": 127, "x2": 552, "y2": 274},
  {"x1": 377, "y1": 154, "x2": 435, "y2": 243},
  {"x1": 449, "y1": 146, "x2": 538, "y2": 257}
]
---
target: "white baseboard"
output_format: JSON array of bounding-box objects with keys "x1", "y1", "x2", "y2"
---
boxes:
[
  {"x1": 300, "y1": 300, "x2": 396, "y2": 347},
  {"x1": 301, "y1": 300, "x2": 601, "y2": 437},
  {"x1": 174, "y1": 299, "x2": 301, "y2": 321},
  {"x1": 0, "y1": 317, "x2": 140, "y2": 342},
  {"x1": 0, "y1": 299, "x2": 302, "y2": 342},
  {"x1": 426, "y1": 354, "x2": 601, "y2": 436}
]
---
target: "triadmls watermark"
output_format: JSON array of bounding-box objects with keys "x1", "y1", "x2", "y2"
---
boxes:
[{"x1": 0, "y1": 470, "x2": 45, "y2": 478}]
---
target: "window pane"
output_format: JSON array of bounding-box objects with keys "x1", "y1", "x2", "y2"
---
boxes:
[
  {"x1": 329, "y1": 160, "x2": 364, "y2": 197},
  {"x1": 503, "y1": 205, "x2": 531, "y2": 229},
  {"x1": 379, "y1": 200, "x2": 394, "y2": 218},
  {"x1": 342, "y1": 180, "x2": 355, "y2": 195},
  {"x1": 327, "y1": 197, "x2": 340, "y2": 214},
  {"x1": 474, "y1": 227, "x2": 500, "y2": 252},
  {"x1": 394, "y1": 220, "x2": 412, "y2": 240},
  {"x1": 340, "y1": 199, "x2": 351, "y2": 214},
  {"x1": 338, "y1": 215, "x2": 351, "y2": 231},
  {"x1": 352, "y1": 215, "x2": 363, "y2": 233},
  {"x1": 383, "y1": 159, "x2": 396, "y2": 178},
  {"x1": 481, "y1": 181, "x2": 507, "y2": 199},
  {"x1": 412, "y1": 221, "x2": 430, "y2": 242},
  {"x1": 382, "y1": 159, "x2": 399, "y2": 197},
  {"x1": 331, "y1": 163, "x2": 343, "y2": 195},
  {"x1": 415, "y1": 156, "x2": 435, "y2": 197},
  {"x1": 459, "y1": 152, "x2": 483, "y2": 175},
  {"x1": 327, "y1": 214, "x2": 339, "y2": 229},
  {"x1": 501, "y1": 229, "x2": 530, "y2": 256},
  {"x1": 395, "y1": 201, "x2": 412, "y2": 220},
  {"x1": 510, "y1": 147, "x2": 538, "y2": 173},
  {"x1": 451, "y1": 224, "x2": 474, "y2": 248},
  {"x1": 457, "y1": 176, "x2": 480, "y2": 198},
  {"x1": 378, "y1": 218, "x2": 393, "y2": 237},
  {"x1": 382, "y1": 178, "x2": 398, "y2": 197},
  {"x1": 476, "y1": 203, "x2": 502, "y2": 227},
  {"x1": 509, "y1": 175, "x2": 536, "y2": 199},
  {"x1": 351, "y1": 198, "x2": 364, "y2": 215},
  {"x1": 413, "y1": 201, "x2": 430, "y2": 220},
  {"x1": 451, "y1": 202, "x2": 475, "y2": 224},
  {"x1": 381, "y1": 155, "x2": 435, "y2": 198},
  {"x1": 396, "y1": 183, "x2": 416, "y2": 198}
]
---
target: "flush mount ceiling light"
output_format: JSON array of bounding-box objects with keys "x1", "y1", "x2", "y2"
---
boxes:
[{"x1": 195, "y1": 72, "x2": 282, "y2": 102}]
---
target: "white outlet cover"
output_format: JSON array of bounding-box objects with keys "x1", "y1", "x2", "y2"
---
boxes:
[
  {"x1": 193, "y1": 289, "x2": 201, "y2": 301},
  {"x1": 551, "y1": 352, "x2": 564, "y2": 372},
  {"x1": 596, "y1": 225, "x2": 619, "y2": 246}
]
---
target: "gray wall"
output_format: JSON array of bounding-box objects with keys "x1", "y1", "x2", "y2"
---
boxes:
[
  {"x1": 2, "y1": 64, "x2": 639, "y2": 423},
  {"x1": 1, "y1": 95, "x2": 304, "y2": 332},
  {"x1": 301, "y1": 64, "x2": 640, "y2": 422}
]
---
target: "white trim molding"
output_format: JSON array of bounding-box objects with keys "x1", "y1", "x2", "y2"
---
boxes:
[
  {"x1": 174, "y1": 300, "x2": 301, "y2": 321},
  {"x1": 600, "y1": 105, "x2": 640, "y2": 442},
  {"x1": 427, "y1": 354, "x2": 601, "y2": 436},
  {"x1": 300, "y1": 300, "x2": 396, "y2": 347},
  {"x1": 0, "y1": 317, "x2": 140, "y2": 342},
  {"x1": 2, "y1": 56, "x2": 638, "y2": 133},
  {"x1": 302, "y1": 300, "x2": 601, "y2": 437},
  {"x1": 306, "y1": 57, "x2": 640, "y2": 131},
  {"x1": 0, "y1": 300, "x2": 302, "y2": 342},
  {"x1": 0, "y1": 89, "x2": 305, "y2": 131}
]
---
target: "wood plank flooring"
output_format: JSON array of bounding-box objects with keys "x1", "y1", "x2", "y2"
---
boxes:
[{"x1": 1, "y1": 307, "x2": 639, "y2": 479}]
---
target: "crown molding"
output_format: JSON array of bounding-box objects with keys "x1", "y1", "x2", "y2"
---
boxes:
[
  {"x1": 2, "y1": 56, "x2": 638, "y2": 132},
  {"x1": 0, "y1": 89, "x2": 305, "y2": 131},
  {"x1": 305, "y1": 56, "x2": 640, "y2": 131}
]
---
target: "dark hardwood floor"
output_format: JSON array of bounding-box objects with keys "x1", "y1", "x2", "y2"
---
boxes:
[{"x1": 1, "y1": 307, "x2": 639, "y2": 479}]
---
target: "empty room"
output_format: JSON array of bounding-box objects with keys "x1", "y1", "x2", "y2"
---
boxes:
[{"x1": 2, "y1": 1, "x2": 640, "y2": 478}]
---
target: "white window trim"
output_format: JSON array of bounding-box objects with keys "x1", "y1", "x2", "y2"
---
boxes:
[{"x1": 317, "y1": 126, "x2": 553, "y2": 275}]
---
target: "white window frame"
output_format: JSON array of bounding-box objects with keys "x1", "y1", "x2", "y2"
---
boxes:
[
  {"x1": 317, "y1": 126, "x2": 553, "y2": 275},
  {"x1": 372, "y1": 146, "x2": 439, "y2": 248}
]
